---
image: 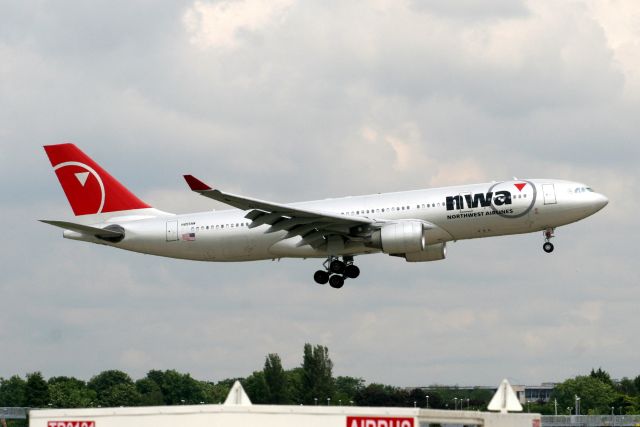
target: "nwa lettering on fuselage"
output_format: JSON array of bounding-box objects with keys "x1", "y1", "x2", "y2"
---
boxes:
[{"x1": 446, "y1": 191, "x2": 512, "y2": 211}]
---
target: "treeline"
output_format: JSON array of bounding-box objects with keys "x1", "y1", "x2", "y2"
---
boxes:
[
  {"x1": 1, "y1": 345, "x2": 639, "y2": 416},
  {"x1": 0, "y1": 344, "x2": 490, "y2": 410},
  {"x1": 532, "y1": 368, "x2": 640, "y2": 415}
]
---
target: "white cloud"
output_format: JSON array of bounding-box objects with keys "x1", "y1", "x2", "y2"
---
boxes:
[
  {"x1": 587, "y1": 0, "x2": 640, "y2": 98},
  {"x1": 184, "y1": 0, "x2": 295, "y2": 50}
]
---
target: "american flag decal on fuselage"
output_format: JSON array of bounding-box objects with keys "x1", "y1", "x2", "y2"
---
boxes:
[{"x1": 181, "y1": 232, "x2": 196, "y2": 241}]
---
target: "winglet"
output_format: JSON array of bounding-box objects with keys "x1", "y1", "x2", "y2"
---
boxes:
[{"x1": 183, "y1": 175, "x2": 212, "y2": 191}]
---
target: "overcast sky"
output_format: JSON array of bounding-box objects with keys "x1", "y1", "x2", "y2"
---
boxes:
[{"x1": 1, "y1": 0, "x2": 639, "y2": 388}]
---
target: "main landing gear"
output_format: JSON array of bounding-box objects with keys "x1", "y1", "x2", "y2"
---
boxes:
[
  {"x1": 542, "y1": 228, "x2": 555, "y2": 253},
  {"x1": 313, "y1": 256, "x2": 360, "y2": 289}
]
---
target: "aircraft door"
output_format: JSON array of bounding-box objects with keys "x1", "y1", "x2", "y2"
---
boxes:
[
  {"x1": 166, "y1": 220, "x2": 178, "y2": 241},
  {"x1": 542, "y1": 184, "x2": 557, "y2": 205}
]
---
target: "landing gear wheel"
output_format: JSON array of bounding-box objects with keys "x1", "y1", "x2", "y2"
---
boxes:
[
  {"x1": 329, "y1": 274, "x2": 345, "y2": 289},
  {"x1": 344, "y1": 264, "x2": 360, "y2": 279},
  {"x1": 314, "y1": 270, "x2": 329, "y2": 284},
  {"x1": 329, "y1": 259, "x2": 346, "y2": 274},
  {"x1": 543, "y1": 242, "x2": 554, "y2": 253}
]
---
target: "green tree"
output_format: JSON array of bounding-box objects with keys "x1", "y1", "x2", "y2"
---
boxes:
[
  {"x1": 590, "y1": 368, "x2": 613, "y2": 387},
  {"x1": 242, "y1": 371, "x2": 270, "y2": 403},
  {"x1": 135, "y1": 378, "x2": 164, "y2": 406},
  {"x1": 88, "y1": 370, "x2": 133, "y2": 395},
  {"x1": 408, "y1": 388, "x2": 427, "y2": 407},
  {"x1": 25, "y1": 372, "x2": 49, "y2": 408},
  {"x1": 48, "y1": 377, "x2": 96, "y2": 408},
  {"x1": 88, "y1": 370, "x2": 135, "y2": 407},
  {"x1": 551, "y1": 375, "x2": 617, "y2": 415},
  {"x1": 142, "y1": 370, "x2": 205, "y2": 405},
  {"x1": 207, "y1": 378, "x2": 242, "y2": 403},
  {"x1": 617, "y1": 377, "x2": 638, "y2": 397},
  {"x1": 355, "y1": 383, "x2": 408, "y2": 407},
  {"x1": 469, "y1": 388, "x2": 493, "y2": 410},
  {"x1": 421, "y1": 389, "x2": 445, "y2": 409},
  {"x1": 285, "y1": 368, "x2": 304, "y2": 405},
  {"x1": 301, "y1": 344, "x2": 334, "y2": 404},
  {"x1": 263, "y1": 353, "x2": 288, "y2": 404},
  {"x1": 611, "y1": 393, "x2": 639, "y2": 415},
  {"x1": 201, "y1": 380, "x2": 233, "y2": 404},
  {"x1": 335, "y1": 376, "x2": 365, "y2": 405},
  {"x1": 100, "y1": 383, "x2": 141, "y2": 407},
  {"x1": 0, "y1": 375, "x2": 27, "y2": 406},
  {"x1": 633, "y1": 375, "x2": 640, "y2": 396}
]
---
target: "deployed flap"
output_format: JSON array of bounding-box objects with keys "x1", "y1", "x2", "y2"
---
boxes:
[
  {"x1": 488, "y1": 379, "x2": 523, "y2": 413},
  {"x1": 40, "y1": 220, "x2": 124, "y2": 240},
  {"x1": 224, "y1": 381, "x2": 252, "y2": 406}
]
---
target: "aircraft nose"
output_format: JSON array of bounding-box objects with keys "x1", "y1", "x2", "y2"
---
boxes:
[{"x1": 594, "y1": 193, "x2": 609, "y2": 211}]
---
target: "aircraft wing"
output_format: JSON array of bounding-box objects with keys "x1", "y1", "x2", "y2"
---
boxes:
[{"x1": 184, "y1": 175, "x2": 373, "y2": 248}]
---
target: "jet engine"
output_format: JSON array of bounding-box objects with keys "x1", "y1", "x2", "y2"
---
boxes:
[
  {"x1": 403, "y1": 242, "x2": 446, "y2": 262},
  {"x1": 369, "y1": 221, "x2": 426, "y2": 254}
]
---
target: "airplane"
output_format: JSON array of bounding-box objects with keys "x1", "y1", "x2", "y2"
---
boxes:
[{"x1": 42, "y1": 143, "x2": 609, "y2": 289}]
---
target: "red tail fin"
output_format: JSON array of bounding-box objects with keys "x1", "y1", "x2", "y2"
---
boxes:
[{"x1": 44, "y1": 143, "x2": 150, "y2": 216}]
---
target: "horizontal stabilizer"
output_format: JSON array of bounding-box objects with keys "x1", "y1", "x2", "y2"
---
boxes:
[{"x1": 40, "y1": 220, "x2": 124, "y2": 241}]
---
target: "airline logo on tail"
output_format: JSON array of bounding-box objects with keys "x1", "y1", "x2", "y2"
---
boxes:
[{"x1": 44, "y1": 143, "x2": 150, "y2": 216}]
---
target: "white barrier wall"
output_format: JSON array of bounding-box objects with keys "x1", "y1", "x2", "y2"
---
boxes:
[{"x1": 30, "y1": 404, "x2": 540, "y2": 427}]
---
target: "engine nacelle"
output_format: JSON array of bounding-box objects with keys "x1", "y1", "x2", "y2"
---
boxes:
[
  {"x1": 403, "y1": 242, "x2": 447, "y2": 262},
  {"x1": 370, "y1": 221, "x2": 426, "y2": 254}
]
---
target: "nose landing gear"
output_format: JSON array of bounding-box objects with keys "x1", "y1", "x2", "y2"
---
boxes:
[
  {"x1": 542, "y1": 228, "x2": 555, "y2": 253},
  {"x1": 313, "y1": 255, "x2": 360, "y2": 288}
]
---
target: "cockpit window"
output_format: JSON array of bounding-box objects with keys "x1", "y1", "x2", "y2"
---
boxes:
[{"x1": 574, "y1": 186, "x2": 595, "y2": 193}]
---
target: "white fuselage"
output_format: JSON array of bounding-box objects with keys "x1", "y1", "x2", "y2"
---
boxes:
[{"x1": 65, "y1": 179, "x2": 608, "y2": 262}]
